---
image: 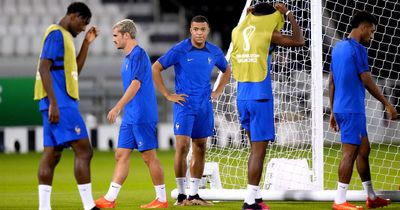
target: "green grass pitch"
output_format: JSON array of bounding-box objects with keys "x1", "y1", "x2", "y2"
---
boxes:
[{"x1": 0, "y1": 150, "x2": 399, "y2": 209}]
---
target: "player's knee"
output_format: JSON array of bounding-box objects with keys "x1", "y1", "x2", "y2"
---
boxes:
[
  {"x1": 359, "y1": 144, "x2": 370, "y2": 156},
  {"x1": 38, "y1": 166, "x2": 52, "y2": 180},
  {"x1": 53, "y1": 152, "x2": 62, "y2": 165},
  {"x1": 194, "y1": 145, "x2": 206, "y2": 156},
  {"x1": 115, "y1": 151, "x2": 130, "y2": 163},
  {"x1": 175, "y1": 144, "x2": 189, "y2": 156},
  {"x1": 76, "y1": 147, "x2": 93, "y2": 161},
  {"x1": 250, "y1": 148, "x2": 266, "y2": 159},
  {"x1": 358, "y1": 149, "x2": 370, "y2": 160},
  {"x1": 342, "y1": 151, "x2": 357, "y2": 162},
  {"x1": 192, "y1": 141, "x2": 207, "y2": 154},
  {"x1": 142, "y1": 154, "x2": 159, "y2": 166}
]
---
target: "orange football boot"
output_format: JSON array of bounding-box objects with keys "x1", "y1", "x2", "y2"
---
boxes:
[
  {"x1": 95, "y1": 196, "x2": 116, "y2": 208},
  {"x1": 332, "y1": 201, "x2": 364, "y2": 210},
  {"x1": 140, "y1": 198, "x2": 168, "y2": 208}
]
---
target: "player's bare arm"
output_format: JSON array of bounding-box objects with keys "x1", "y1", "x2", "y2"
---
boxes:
[
  {"x1": 328, "y1": 72, "x2": 339, "y2": 131},
  {"x1": 38, "y1": 59, "x2": 60, "y2": 123},
  {"x1": 107, "y1": 79, "x2": 141, "y2": 123},
  {"x1": 271, "y1": 3, "x2": 304, "y2": 47},
  {"x1": 152, "y1": 61, "x2": 188, "y2": 106},
  {"x1": 77, "y1": 26, "x2": 99, "y2": 74},
  {"x1": 360, "y1": 71, "x2": 398, "y2": 120},
  {"x1": 211, "y1": 66, "x2": 231, "y2": 100}
]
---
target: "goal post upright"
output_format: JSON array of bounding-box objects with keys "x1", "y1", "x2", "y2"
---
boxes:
[{"x1": 310, "y1": 0, "x2": 324, "y2": 191}]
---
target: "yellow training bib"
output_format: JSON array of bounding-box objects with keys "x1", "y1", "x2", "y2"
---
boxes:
[
  {"x1": 34, "y1": 24, "x2": 79, "y2": 100},
  {"x1": 231, "y1": 11, "x2": 284, "y2": 82}
]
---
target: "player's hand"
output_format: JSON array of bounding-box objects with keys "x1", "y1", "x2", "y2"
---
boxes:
[
  {"x1": 329, "y1": 113, "x2": 339, "y2": 132},
  {"x1": 107, "y1": 107, "x2": 120, "y2": 124},
  {"x1": 48, "y1": 103, "x2": 60, "y2": 124},
  {"x1": 166, "y1": 93, "x2": 188, "y2": 106},
  {"x1": 386, "y1": 104, "x2": 398, "y2": 120},
  {"x1": 274, "y1": 3, "x2": 289, "y2": 15},
  {"x1": 246, "y1": 6, "x2": 255, "y2": 15},
  {"x1": 211, "y1": 91, "x2": 222, "y2": 101},
  {"x1": 84, "y1": 26, "x2": 99, "y2": 44}
]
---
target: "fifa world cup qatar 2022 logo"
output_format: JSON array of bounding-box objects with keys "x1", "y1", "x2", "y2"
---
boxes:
[
  {"x1": 242, "y1": 25, "x2": 256, "y2": 51},
  {"x1": 236, "y1": 25, "x2": 260, "y2": 63}
]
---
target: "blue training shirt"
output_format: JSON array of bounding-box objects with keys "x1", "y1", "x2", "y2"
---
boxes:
[
  {"x1": 158, "y1": 39, "x2": 228, "y2": 98},
  {"x1": 330, "y1": 38, "x2": 369, "y2": 114},
  {"x1": 39, "y1": 30, "x2": 78, "y2": 111},
  {"x1": 121, "y1": 45, "x2": 158, "y2": 124},
  {"x1": 236, "y1": 45, "x2": 275, "y2": 100}
]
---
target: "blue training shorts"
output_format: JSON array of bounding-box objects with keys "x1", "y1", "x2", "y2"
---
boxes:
[
  {"x1": 334, "y1": 113, "x2": 367, "y2": 145},
  {"x1": 237, "y1": 99, "x2": 275, "y2": 141},
  {"x1": 41, "y1": 107, "x2": 89, "y2": 147},
  {"x1": 173, "y1": 98, "x2": 213, "y2": 139},
  {"x1": 118, "y1": 122, "x2": 158, "y2": 152}
]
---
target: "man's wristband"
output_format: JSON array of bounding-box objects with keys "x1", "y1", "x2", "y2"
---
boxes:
[{"x1": 285, "y1": 10, "x2": 291, "y2": 16}]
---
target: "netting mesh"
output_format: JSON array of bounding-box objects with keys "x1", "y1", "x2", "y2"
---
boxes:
[{"x1": 207, "y1": 0, "x2": 400, "y2": 191}]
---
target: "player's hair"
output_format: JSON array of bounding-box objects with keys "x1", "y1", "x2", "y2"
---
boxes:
[
  {"x1": 351, "y1": 11, "x2": 378, "y2": 29},
  {"x1": 113, "y1": 19, "x2": 137, "y2": 39},
  {"x1": 191, "y1": 15, "x2": 209, "y2": 25},
  {"x1": 253, "y1": 2, "x2": 276, "y2": 15},
  {"x1": 67, "y1": 2, "x2": 91, "y2": 24}
]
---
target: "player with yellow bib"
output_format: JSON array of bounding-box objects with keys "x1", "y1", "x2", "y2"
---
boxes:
[
  {"x1": 34, "y1": 2, "x2": 100, "y2": 210},
  {"x1": 231, "y1": 3, "x2": 305, "y2": 210}
]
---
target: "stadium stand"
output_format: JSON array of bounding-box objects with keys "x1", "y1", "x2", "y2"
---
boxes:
[{"x1": 0, "y1": 0, "x2": 186, "y2": 124}]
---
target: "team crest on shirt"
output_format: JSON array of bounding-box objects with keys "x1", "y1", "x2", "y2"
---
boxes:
[
  {"x1": 175, "y1": 123, "x2": 180, "y2": 130},
  {"x1": 75, "y1": 126, "x2": 81, "y2": 135},
  {"x1": 71, "y1": 71, "x2": 78, "y2": 81},
  {"x1": 208, "y1": 57, "x2": 212, "y2": 64}
]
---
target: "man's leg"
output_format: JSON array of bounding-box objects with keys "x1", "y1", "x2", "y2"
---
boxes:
[
  {"x1": 184, "y1": 137, "x2": 212, "y2": 206},
  {"x1": 111, "y1": 148, "x2": 132, "y2": 184},
  {"x1": 245, "y1": 140, "x2": 268, "y2": 206},
  {"x1": 70, "y1": 138, "x2": 96, "y2": 210},
  {"x1": 139, "y1": 149, "x2": 168, "y2": 208},
  {"x1": 248, "y1": 141, "x2": 268, "y2": 185},
  {"x1": 334, "y1": 143, "x2": 358, "y2": 205},
  {"x1": 141, "y1": 149, "x2": 166, "y2": 200},
  {"x1": 70, "y1": 138, "x2": 93, "y2": 183},
  {"x1": 38, "y1": 146, "x2": 64, "y2": 184},
  {"x1": 356, "y1": 136, "x2": 375, "y2": 198},
  {"x1": 38, "y1": 146, "x2": 63, "y2": 210},
  {"x1": 95, "y1": 123, "x2": 134, "y2": 208},
  {"x1": 188, "y1": 138, "x2": 207, "y2": 195},
  {"x1": 357, "y1": 136, "x2": 391, "y2": 208},
  {"x1": 103, "y1": 148, "x2": 132, "y2": 202},
  {"x1": 174, "y1": 135, "x2": 190, "y2": 205}
]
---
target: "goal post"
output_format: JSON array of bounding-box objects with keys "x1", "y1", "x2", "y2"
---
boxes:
[
  {"x1": 310, "y1": 0, "x2": 324, "y2": 191},
  {"x1": 171, "y1": 0, "x2": 400, "y2": 201}
]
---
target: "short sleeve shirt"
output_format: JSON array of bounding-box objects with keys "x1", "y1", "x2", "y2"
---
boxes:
[
  {"x1": 158, "y1": 39, "x2": 228, "y2": 99},
  {"x1": 330, "y1": 38, "x2": 369, "y2": 113},
  {"x1": 121, "y1": 45, "x2": 158, "y2": 124}
]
